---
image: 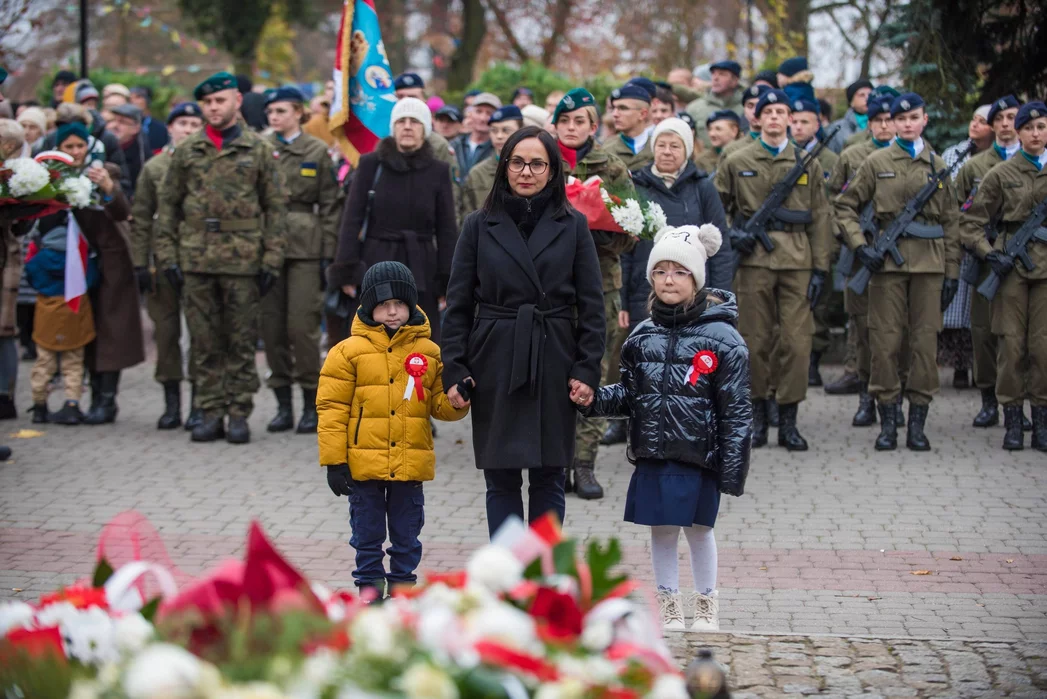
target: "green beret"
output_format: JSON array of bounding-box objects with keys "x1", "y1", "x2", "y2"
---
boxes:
[
  {"x1": 553, "y1": 88, "x2": 596, "y2": 124},
  {"x1": 193, "y1": 71, "x2": 238, "y2": 100},
  {"x1": 0, "y1": 67, "x2": 7, "y2": 85}
]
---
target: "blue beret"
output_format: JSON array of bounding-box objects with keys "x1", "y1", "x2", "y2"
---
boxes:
[
  {"x1": 706, "y1": 109, "x2": 741, "y2": 126},
  {"x1": 755, "y1": 89, "x2": 790, "y2": 117},
  {"x1": 434, "y1": 105, "x2": 462, "y2": 123},
  {"x1": 193, "y1": 71, "x2": 238, "y2": 100},
  {"x1": 394, "y1": 73, "x2": 424, "y2": 90},
  {"x1": 867, "y1": 96, "x2": 894, "y2": 119},
  {"x1": 743, "y1": 83, "x2": 771, "y2": 104},
  {"x1": 1015, "y1": 101, "x2": 1047, "y2": 131},
  {"x1": 777, "y1": 57, "x2": 808, "y2": 77},
  {"x1": 675, "y1": 111, "x2": 697, "y2": 131},
  {"x1": 265, "y1": 86, "x2": 306, "y2": 107},
  {"x1": 625, "y1": 77, "x2": 658, "y2": 99},
  {"x1": 987, "y1": 95, "x2": 1020, "y2": 125},
  {"x1": 511, "y1": 87, "x2": 533, "y2": 101},
  {"x1": 710, "y1": 61, "x2": 742, "y2": 77},
  {"x1": 489, "y1": 105, "x2": 523, "y2": 124},
  {"x1": 790, "y1": 98, "x2": 820, "y2": 115},
  {"x1": 553, "y1": 88, "x2": 596, "y2": 123},
  {"x1": 610, "y1": 84, "x2": 651, "y2": 104},
  {"x1": 464, "y1": 89, "x2": 481, "y2": 99},
  {"x1": 890, "y1": 92, "x2": 925, "y2": 117},
  {"x1": 166, "y1": 102, "x2": 202, "y2": 124}
]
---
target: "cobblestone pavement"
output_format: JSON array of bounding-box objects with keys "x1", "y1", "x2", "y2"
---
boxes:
[{"x1": 1, "y1": 346, "x2": 1045, "y2": 695}]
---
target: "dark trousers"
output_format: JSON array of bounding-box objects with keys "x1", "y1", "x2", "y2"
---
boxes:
[
  {"x1": 348, "y1": 479, "x2": 425, "y2": 590},
  {"x1": 483, "y1": 468, "x2": 566, "y2": 539}
]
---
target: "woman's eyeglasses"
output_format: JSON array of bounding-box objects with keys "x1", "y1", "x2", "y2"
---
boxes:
[
  {"x1": 507, "y1": 158, "x2": 548, "y2": 175},
  {"x1": 651, "y1": 269, "x2": 693, "y2": 280}
]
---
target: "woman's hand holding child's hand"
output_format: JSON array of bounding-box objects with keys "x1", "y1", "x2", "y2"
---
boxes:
[{"x1": 569, "y1": 379, "x2": 594, "y2": 407}]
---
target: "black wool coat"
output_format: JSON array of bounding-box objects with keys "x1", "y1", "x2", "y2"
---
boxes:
[{"x1": 441, "y1": 204, "x2": 606, "y2": 470}]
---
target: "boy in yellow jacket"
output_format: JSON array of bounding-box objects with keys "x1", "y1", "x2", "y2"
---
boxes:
[{"x1": 317, "y1": 261, "x2": 467, "y2": 598}]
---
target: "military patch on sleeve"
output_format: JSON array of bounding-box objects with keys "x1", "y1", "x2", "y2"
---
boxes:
[
  {"x1": 300, "y1": 161, "x2": 318, "y2": 177},
  {"x1": 961, "y1": 192, "x2": 975, "y2": 211},
  {"x1": 928, "y1": 173, "x2": 943, "y2": 188},
  {"x1": 739, "y1": 170, "x2": 757, "y2": 177},
  {"x1": 797, "y1": 173, "x2": 809, "y2": 186},
  {"x1": 876, "y1": 172, "x2": 896, "y2": 179}
]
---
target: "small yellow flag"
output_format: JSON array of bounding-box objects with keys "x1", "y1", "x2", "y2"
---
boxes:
[{"x1": 161, "y1": 65, "x2": 176, "y2": 77}]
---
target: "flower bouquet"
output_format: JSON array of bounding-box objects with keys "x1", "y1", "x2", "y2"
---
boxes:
[
  {"x1": 565, "y1": 176, "x2": 667, "y2": 241},
  {"x1": 0, "y1": 513, "x2": 716, "y2": 699},
  {"x1": 0, "y1": 151, "x2": 94, "y2": 222}
]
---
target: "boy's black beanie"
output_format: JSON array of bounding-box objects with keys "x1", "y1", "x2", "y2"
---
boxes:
[{"x1": 358, "y1": 261, "x2": 418, "y2": 320}]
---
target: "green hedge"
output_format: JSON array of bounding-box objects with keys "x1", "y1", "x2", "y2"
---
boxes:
[
  {"x1": 37, "y1": 68, "x2": 182, "y2": 117},
  {"x1": 445, "y1": 62, "x2": 623, "y2": 113}
]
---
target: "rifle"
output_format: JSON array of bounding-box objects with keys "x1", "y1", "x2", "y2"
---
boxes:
[
  {"x1": 835, "y1": 201, "x2": 876, "y2": 277},
  {"x1": 976, "y1": 194, "x2": 1047, "y2": 301},
  {"x1": 848, "y1": 143, "x2": 973, "y2": 295},
  {"x1": 731, "y1": 123, "x2": 842, "y2": 254}
]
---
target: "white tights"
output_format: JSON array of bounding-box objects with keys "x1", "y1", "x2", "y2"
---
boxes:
[{"x1": 650, "y1": 525, "x2": 717, "y2": 594}]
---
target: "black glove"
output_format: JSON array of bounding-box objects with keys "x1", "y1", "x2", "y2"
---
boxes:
[
  {"x1": 164, "y1": 265, "x2": 185, "y2": 295},
  {"x1": 856, "y1": 245, "x2": 885, "y2": 273},
  {"x1": 807, "y1": 270, "x2": 827, "y2": 310},
  {"x1": 985, "y1": 251, "x2": 1014, "y2": 279},
  {"x1": 258, "y1": 270, "x2": 277, "y2": 297},
  {"x1": 326, "y1": 464, "x2": 352, "y2": 496},
  {"x1": 940, "y1": 278, "x2": 959, "y2": 312},
  {"x1": 320, "y1": 258, "x2": 332, "y2": 291},
  {"x1": 456, "y1": 377, "x2": 476, "y2": 402},
  {"x1": 134, "y1": 266, "x2": 154, "y2": 295},
  {"x1": 733, "y1": 232, "x2": 758, "y2": 257}
]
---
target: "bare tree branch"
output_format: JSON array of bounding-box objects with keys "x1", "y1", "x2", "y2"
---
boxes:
[
  {"x1": 809, "y1": 0, "x2": 857, "y2": 15},
  {"x1": 540, "y1": 0, "x2": 575, "y2": 66},
  {"x1": 825, "y1": 9, "x2": 860, "y2": 53},
  {"x1": 483, "y1": 0, "x2": 532, "y2": 63}
]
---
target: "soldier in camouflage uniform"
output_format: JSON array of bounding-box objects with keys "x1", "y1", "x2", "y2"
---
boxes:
[
  {"x1": 131, "y1": 102, "x2": 203, "y2": 431},
  {"x1": 261, "y1": 87, "x2": 341, "y2": 435},
  {"x1": 554, "y1": 88, "x2": 637, "y2": 499},
  {"x1": 461, "y1": 105, "x2": 523, "y2": 216},
  {"x1": 155, "y1": 72, "x2": 287, "y2": 445}
]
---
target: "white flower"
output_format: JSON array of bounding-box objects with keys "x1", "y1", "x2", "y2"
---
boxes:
[
  {"x1": 122, "y1": 643, "x2": 207, "y2": 699},
  {"x1": 349, "y1": 607, "x2": 404, "y2": 660},
  {"x1": 465, "y1": 600, "x2": 537, "y2": 652},
  {"x1": 64, "y1": 605, "x2": 118, "y2": 665},
  {"x1": 6, "y1": 158, "x2": 50, "y2": 197},
  {"x1": 579, "y1": 618, "x2": 613, "y2": 651},
  {"x1": 646, "y1": 675, "x2": 689, "y2": 699},
  {"x1": 466, "y1": 545, "x2": 522, "y2": 593},
  {"x1": 397, "y1": 662, "x2": 459, "y2": 699},
  {"x1": 644, "y1": 202, "x2": 668, "y2": 236},
  {"x1": 534, "y1": 679, "x2": 586, "y2": 699},
  {"x1": 210, "y1": 682, "x2": 290, "y2": 699},
  {"x1": 113, "y1": 613, "x2": 154, "y2": 654},
  {"x1": 60, "y1": 175, "x2": 93, "y2": 208},
  {"x1": 68, "y1": 680, "x2": 103, "y2": 699},
  {"x1": 0, "y1": 601, "x2": 35, "y2": 635},
  {"x1": 611, "y1": 199, "x2": 645, "y2": 235},
  {"x1": 34, "y1": 600, "x2": 80, "y2": 629},
  {"x1": 555, "y1": 655, "x2": 618, "y2": 685},
  {"x1": 287, "y1": 650, "x2": 339, "y2": 699}
]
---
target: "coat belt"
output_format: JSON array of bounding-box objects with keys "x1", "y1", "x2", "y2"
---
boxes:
[
  {"x1": 370, "y1": 228, "x2": 433, "y2": 292},
  {"x1": 476, "y1": 302, "x2": 573, "y2": 396}
]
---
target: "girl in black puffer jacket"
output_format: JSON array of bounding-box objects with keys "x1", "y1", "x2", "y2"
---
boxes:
[{"x1": 581, "y1": 223, "x2": 752, "y2": 634}]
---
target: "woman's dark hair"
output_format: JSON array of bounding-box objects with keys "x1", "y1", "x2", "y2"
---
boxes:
[{"x1": 482, "y1": 126, "x2": 569, "y2": 218}]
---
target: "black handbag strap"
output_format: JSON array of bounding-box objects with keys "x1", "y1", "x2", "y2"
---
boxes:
[{"x1": 357, "y1": 164, "x2": 383, "y2": 242}]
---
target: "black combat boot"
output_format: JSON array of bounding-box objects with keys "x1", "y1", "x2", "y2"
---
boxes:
[
  {"x1": 191, "y1": 415, "x2": 225, "y2": 442},
  {"x1": 157, "y1": 381, "x2": 182, "y2": 430},
  {"x1": 972, "y1": 388, "x2": 999, "y2": 427},
  {"x1": 852, "y1": 383, "x2": 877, "y2": 427},
  {"x1": 874, "y1": 401, "x2": 897, "y2": 451},
  {"x1": 267, "y1": 386, "x2": 294, "y2": 432},
  {"x1": 83, "y1": 371, "x2": 119, "y2": 425},
  {"x1": 30, "y1": 403, "x2": 49, "y2": 424},
  {"x1": 824, "y1": 371, "x2": 861, "y2": 395},
  {"x1": 573, "y1": 459, "x2": 604, "y2": 500},
  {"x1": 906, "y1": 404, "x2": 931, "y2": 451},
  {"x1": 777, "y1": 403, "x2": 809, "y2": 451},
  {"x1": 808, "y1": 352, "x2": 823, "y2": 387},
  {"x1": 1031, "y1": 406, "x2": 1047, "y2": 452},
  {"x1": 600, "y1": 420, "x2": 627, "y2": 445},
  {"x1": 296, "y1": 388, "x2": 318, "y2": 434},
  {"x1": 766, "y1": 397, "x2": 780, "y2": 427},
  {"x1": 1002, "y1": 405, "x2": 1025, "y2": 451},
  {"x1": 184, "y1": 385, "x2": 204, "y2": 431},
  {"x1": 227, "y1": 416, "x2": 251, "y2": 444},
  {"x1": 50, "y1": 400, "x2": 84, "y2": 425},
  {"x1": 752, "y1": 399, "x2": 768, "y2": 448},
  {"x1": 0, "y1": 394, "x2": 16, "y2": 420}
]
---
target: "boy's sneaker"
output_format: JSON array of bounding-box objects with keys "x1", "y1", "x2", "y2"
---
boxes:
[
  {"x1": 687, "y1": 590, "x2": 720, "y2": 632},
  {"x1": 656, "y1": 589, "x2": 685, "y2": 631},
  {"x1": 30, "y1": 403, "x2": 49, "y2": 424},
  {"x1": 50, "y1": 400, "x2": 84, "y2": 425}
]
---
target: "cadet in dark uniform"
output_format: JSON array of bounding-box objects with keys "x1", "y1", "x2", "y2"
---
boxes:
[
  {"x1": 835, "y1": 93, "x2": 962, "y2": 452},
  {"x1": 715, "y1": 89, "x2": 833, "y2": 450},
  {"x1": 262, "y1": 87, "x2": 341, "y2": 435},
  {"x1": 155, "y1": 72, "x2": 287, "y2": 444},
  {"x1": 696, "y1": 110, "x2": 741, "y2": 175},
  {"x1": 602, "y1": 83, "x2": 655, "y2": 172},
  {"x1": 719, "y1": 84, "x2": 770, "y2": 165},
  {"x1": 959, "y1": 102, "x2": 1047, "y2": 451}
]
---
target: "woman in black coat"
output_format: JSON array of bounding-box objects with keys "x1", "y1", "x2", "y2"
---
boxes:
[
  {"x1": 328, "y1": 98, "x2": 457, "y2": 344},
  {"x1": 441, "y1": 126, "x2": 606, "y2": 538}
]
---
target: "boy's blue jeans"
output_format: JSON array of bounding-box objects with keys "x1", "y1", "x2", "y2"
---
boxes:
[{"x1": 348, "y1": 479, "x2": 425, "y2": 590}]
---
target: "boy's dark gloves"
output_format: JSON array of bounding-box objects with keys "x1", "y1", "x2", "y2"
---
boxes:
[{"x1": 326, "y1": 464, "x2": 352, "y2": 496}]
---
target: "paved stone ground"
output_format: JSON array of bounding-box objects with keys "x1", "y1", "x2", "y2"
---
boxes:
[{"x1": 1, "y1": 344, "x2": 1045, "y2": 695}]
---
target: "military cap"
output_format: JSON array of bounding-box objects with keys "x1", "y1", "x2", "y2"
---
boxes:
[
  {"x1": 872, "y1": 85, "x2": 900, "y2": 100},
  {"x1": 755, "y1": 89, "x2": 791, "y2": 117},
  {"x1": 0, "y1": 67, "x2": 7, "y2": 84},
  {"x1": 743, "y1": 83, "x2": 771, "y2": 105},
  {"x1": 710, "y1": 60, "x2": 742, "y2": 77},
  {"x1": 1015, "y1": 101, "x2": 1047, "y2": 131},
  {"x1": 167, "y1": 102, "x2": 202, "y2": 124},
  {"x1": 987, "y1": 95, "x2": 1021, "y2": 125},
  {"x1": 777, "y1": 57, "x2": 808, "y2": 77},
  {"x1": 706, "y1": 109, "x2": 741, "y2": 127},
  {"x1": 753, "y1": 70, "x2": 779, "y2": 88},
  {"x1": 511, "y1": 87, "x2": 534, "y2": 102},
  {"x1": 193, "y1": 71, "x2": 238, "y2": 100},
  {"x1": 610, "y1": 83, "x2": 652, "y2": 104},
  {"x1": 790, "y1": 98, "x2": 820, "y2": 115},
  {"x1": 110, "y1": 103, "x2": 143, "y2": 124},
  {"x1": 265, "y1": 86, "x2": 306, "y2": 107},
  {"x1": 675, "y1": 111, "x2": 697, "y2": 131},
  {"x1": 783, "y1": 81, "x2": 816, "y2": 104},
  {"x1": 890, "y1": 92, "x2": 925, "y2": 118},
  {"x1": 553, "y1": 88, "x2": 596, "y2": 123},
  {"x1": 489, "y1": 105, "x2": 523, "y2": 124},
  {"x1": 394, "y1": 73, "x2": 424, "y2": 90},
  {"x1": 434, "y1": 105, "x2": 462, "y2": 123},
  {"x1": 625, "y1": 77, "x2": 657, "y2": 99},
  {"x1": 464, "y1": 89, "x2": 481, "y2": 99},
  {"x1": 867, "y1": 96, "x2": 894, "y2": 119}
]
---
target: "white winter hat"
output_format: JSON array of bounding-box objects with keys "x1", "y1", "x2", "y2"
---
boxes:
[
  {"x1": 521, "y1": 104, "x2": 550, "y2": 130},
  {"x1": 652, "y1": 117, "x2": 694, "y2": 159},
  {"x1": 391, "y1": 97, "x2": 432, "y2": 137},
  {"x1": 646, "y1": 224, "x2": 723, "y2": 292}
]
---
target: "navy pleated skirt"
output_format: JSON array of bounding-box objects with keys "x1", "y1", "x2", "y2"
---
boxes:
[{"x1": 624, "y1": 458, "x2": 721, "y2": 528}]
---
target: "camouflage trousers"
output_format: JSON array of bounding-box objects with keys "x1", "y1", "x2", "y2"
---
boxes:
[
  {"x1": 260, "y1": 260, "x2": 323, "y2": 390},
  {"x1": 574, "y1": 290, "x2": 621, "y2": 464},
  {"x1": 146, "y1": 269, "x2": 190, "y2": 385},
  {"x1": 184, "y1": 274, "x2": 261, "y2": 419}
]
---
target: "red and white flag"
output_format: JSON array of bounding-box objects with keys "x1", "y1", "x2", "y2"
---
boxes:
[{"x1": 64, "y1": 214, "x2": 89, "y2": 313}]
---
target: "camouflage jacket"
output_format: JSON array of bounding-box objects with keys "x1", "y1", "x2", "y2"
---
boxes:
[
  {"x1": 155, "y1": 126, "x2": 287, "y2": 276},
  {"x1": 268, "y1": 132, "x2": 341, "y2": 260},
  {"x1": 461, "y1": 153, "x2": 497, "y2": 218},
  {"x1": 130, "y1": 147, "x2": 172, "y2": 269}
]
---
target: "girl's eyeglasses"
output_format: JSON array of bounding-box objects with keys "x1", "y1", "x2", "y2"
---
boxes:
[{"x1": 651, "y1": 269, "x2": 693, "y2": 280}]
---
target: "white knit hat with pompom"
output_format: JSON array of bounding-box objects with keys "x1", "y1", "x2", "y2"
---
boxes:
[{"x1": 645, "y1": 224, "x2": 723, "y2": 291}]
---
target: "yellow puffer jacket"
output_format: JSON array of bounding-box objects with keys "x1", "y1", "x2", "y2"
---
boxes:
[{"x1": 316, "y1": 308, "x2": 467, "y2": 482}]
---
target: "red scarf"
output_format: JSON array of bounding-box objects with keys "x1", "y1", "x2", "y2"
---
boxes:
[
  {"x1": 205, "y1": 124, "x2": 224, "y2": 151},
  {"x1": 558, "y1": 139, "x2": 578, "y2": 170}
]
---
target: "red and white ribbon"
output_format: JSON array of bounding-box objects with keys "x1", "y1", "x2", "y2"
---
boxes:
[
  {"x1": 684, "y1": 350, "x2": 718, "y2": 386},
  {"x1": 403, "y1": 353, "x2": 428, "y2": 401}
]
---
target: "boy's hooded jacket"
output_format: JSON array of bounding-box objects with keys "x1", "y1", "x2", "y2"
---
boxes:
[{"x1": 317, "y1": 307, "x2": 467, "y2": 482}]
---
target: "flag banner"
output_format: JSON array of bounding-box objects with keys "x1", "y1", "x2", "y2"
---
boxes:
[
  {"x1": 64, "y1": 214, "x2": 88, "y2": 313},
  {"x1": 330, "y1": 0, "x2": 396, "y2": 166}
]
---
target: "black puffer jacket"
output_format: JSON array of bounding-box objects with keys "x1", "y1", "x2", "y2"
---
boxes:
[{"x1": 584, "y1": 291, "x2": 752, "y2": 496}]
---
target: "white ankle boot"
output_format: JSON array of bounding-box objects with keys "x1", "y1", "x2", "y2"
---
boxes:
[
  {"x1": 687, "y1": 590, "x2": 719, "y2": 632},
  {"x1": 656, "y1": 589, "x2": 685, "y2": 631}
]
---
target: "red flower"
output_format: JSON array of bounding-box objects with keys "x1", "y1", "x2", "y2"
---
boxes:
[
  {"x1": 529, "y1": 587, "x2": 583, "y2": 641},
  {"x1": 0, "y1": 168, "x2": 12, "y2": 181},
  {"x1": 2, "y1": 626, "x2": 65, "y2": 662},
  {"x1": 424, "y1": 570, "x2": 467, "y2": 588},
  {"x1": 474, "y1": 640, "x2": 560, "y2": 682},
  {"x1": 38, "y1": 585, "x2": 108, "y2": 610},
  {"x1": 49, "y1": 169, "x2": 62, "y2": 182}
]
